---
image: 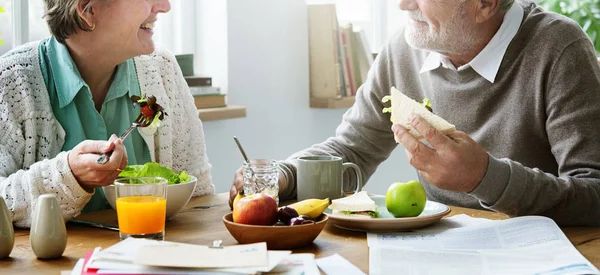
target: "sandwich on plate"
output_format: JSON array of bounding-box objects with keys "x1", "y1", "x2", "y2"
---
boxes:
[
  {"x1": 382, "y1": 87, "x2": 456, "y2": 141},
  {"x1": 328, "y1": 191, "x2": 379, "y2": 218}
]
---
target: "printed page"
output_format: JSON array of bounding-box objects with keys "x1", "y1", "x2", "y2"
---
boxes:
[
  {"x1": 368, "y1": 216, "x2": 567, "y2": 250},
  {"x1": 370, "y1": 244, "x2": 599, "y2": 275},
  {"x1": 368, "y1": 216, "x2": 600, "y2": 275},
  {"x1": 417, "y1": 214, "x2": 496, "y2": 232},
  {"x1": 264, "y1": 253, "x2": 320, "y2": 275},
  {"x1": 135, "y1": 242, "x2": 268, "y2": 268},
  {"x1": 316, "y1": 253, "x2": 366, "y2": 275}
]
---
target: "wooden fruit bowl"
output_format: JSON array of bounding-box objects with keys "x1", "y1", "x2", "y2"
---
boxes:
[{"x1": 222, "y1": 213, "x2": 328, "y2": 250}]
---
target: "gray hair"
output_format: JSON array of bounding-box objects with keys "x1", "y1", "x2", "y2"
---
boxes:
[
  {"x1": 498, "y1": 0, "x2": 516, "y2": 13},
  {"x1": 42, "y1": 0, "x2": 105, "y2": 44}
]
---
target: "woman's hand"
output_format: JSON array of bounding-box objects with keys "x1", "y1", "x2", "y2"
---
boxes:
[{"x1": 67, "y1": 134, "x2": 128, "y2": 192}]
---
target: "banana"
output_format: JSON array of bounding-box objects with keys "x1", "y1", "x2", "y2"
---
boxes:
[
  {"x1": 287, "y1": 198, "x2": 331, "y2": 219},
  {"x1": 232, "y1": 189, "x2": 245, "y2": 210}
]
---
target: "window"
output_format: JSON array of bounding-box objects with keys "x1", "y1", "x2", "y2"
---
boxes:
[
  {"x1": 0, "y1": 0, "x2": 49, "y2": 56},
  {"x1": 0, "y1": 0, "x2": 12, "y2": 55},
  {"x1": 29, "y1": 0, "x2": 50, "y2": 42}
]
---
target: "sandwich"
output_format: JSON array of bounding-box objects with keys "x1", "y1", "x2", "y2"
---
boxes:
[
  {"x1": 382, "y1": 87, "x2": 456, "y2": 141},
  {"x1": 328, "y1": 191, "x2": 379, "y2": 218}
]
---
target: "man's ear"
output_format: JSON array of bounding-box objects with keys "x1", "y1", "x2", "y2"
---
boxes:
[
  {"x1": 475, "y1": 0, "x2": 500, "y2": 23},
  {"x1": 76, "y1": 0, "x2": 95, "y2": 29}
]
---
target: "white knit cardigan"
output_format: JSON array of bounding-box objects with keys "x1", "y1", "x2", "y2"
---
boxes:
[{"x1": 0, "y1": 41, "x2": 215, "y2": 228}]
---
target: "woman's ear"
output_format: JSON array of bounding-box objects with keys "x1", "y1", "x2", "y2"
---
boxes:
[
  {"x1": 76, "y1": 0, "x2": 95, "y2": 29},
  {"x1": 475, "y1": 0, "x2": 500, "y2": 23}
]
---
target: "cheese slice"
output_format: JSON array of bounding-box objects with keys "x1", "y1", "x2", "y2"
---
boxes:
[{"x1": 328, "y1": 191, "x2": 377, "y2": 213}]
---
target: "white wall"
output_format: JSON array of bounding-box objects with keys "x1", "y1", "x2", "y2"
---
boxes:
[{"x1": 201, "y1": 0, "x2": 417, "y2": 196}]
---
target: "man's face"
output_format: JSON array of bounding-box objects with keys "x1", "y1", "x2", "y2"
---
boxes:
[{"x1": 399, "y1": 0, "x2": 483, "y2": 54}]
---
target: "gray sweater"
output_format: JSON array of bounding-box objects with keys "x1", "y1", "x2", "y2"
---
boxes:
[{"x1": 279, "y1": 2, "x2": 600, "y2": 226}]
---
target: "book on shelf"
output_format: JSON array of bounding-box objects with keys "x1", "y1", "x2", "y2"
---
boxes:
[
  {"x1": 308, "y1": 4, "x2": 343, "y2": 99},
  {"x1": 340, "y1": 24, "x2": 356, "y2": 96},
  {"x1": 354, "y1": 28, "x2": 374, "y2": 86},
  {"x1": 189, "y1": 86, "x2": 221, "y2": 96},
  {"x1": 307, "y1": 4, "x2": 374, "y2": 103},
  {"x1": 184, "y1": 76, "x2": 212, "y2": 87},
  {"x1": 335, "y1": 17, "x2": 349, "y2": 97},
  {"x1": 194, "y1": 94, "x2": 226, "y2": 109}
]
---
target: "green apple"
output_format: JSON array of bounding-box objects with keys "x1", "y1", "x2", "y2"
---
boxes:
[{"x1": 385, "y1": 180, "x2": 427, "y2": 217}]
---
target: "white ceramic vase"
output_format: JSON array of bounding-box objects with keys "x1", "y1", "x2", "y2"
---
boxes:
[
  {"x1": 0, "y1": 197, "x2": 14, "y2": 259},
  {"x1": 30, "y1": 194, "x2": 67, "y2": 259}
]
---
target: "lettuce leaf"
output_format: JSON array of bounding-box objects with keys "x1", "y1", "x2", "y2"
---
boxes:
[
  {"x1": 340, "y1": 210, "x2": 379, "y2": 218},
  {"x1": 118, "y1": 162, "x2": 191, "y2": 185}
]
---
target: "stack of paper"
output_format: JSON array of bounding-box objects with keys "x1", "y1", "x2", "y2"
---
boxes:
[
  {"x1": 68, "y1": 238, "x2": 319, "y2": 275},
  {"x1": 367, "y1": 215, "x2": 600, "y2": 275}
]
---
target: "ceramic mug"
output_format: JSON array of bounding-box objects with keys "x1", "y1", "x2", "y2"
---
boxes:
[{"x1": 296, "y1": 156, "x2": 363, "y2": 201}]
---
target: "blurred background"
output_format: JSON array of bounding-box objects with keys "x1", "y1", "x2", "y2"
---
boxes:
[{"x1": 0, "y1": 0, "x2": 597, "y2": 196}]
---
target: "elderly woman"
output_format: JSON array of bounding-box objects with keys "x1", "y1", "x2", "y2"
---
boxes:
[{"x1": 0, "y1": 0, "x2": 214, "y2": 228}]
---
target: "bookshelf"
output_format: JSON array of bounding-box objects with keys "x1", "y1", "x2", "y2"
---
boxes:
[
  {"x1": 310, "y1": 96, "x2": 355, "y2": 109},
  {"x1": 308, "y1": 4, "x2": 373, "y2": 109},
  {"x1": 198, "y1": 105, "x2": 246, "y2": 122},
  {"x1": 184, "y1": 76, "x2": 247, "y2": 122}
]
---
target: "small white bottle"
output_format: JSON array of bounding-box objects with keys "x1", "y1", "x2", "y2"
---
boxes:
[
  {"x1": 30, "y1": 194, "x2": 67, "y2": 259},
  {"x1": 0, "y1": 197, "x2": 14, "y2": 259}
]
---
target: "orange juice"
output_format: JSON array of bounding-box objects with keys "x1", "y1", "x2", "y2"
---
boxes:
[{"x1": 116, "y1": 196, "x2": 166, "y2": 235}]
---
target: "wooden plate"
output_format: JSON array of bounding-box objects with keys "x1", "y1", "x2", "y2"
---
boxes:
[{"x1": 222, "y1": 213, "x2": 328, "y2": 250}]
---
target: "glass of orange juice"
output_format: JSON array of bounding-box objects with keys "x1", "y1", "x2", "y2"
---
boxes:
[{"x1": 115, "y1": 177, "x2": 167, "y2": 241}]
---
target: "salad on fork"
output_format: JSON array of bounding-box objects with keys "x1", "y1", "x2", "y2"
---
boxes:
[{"x1": 96, "y1": 94, "x2": 167, "y2": 164}]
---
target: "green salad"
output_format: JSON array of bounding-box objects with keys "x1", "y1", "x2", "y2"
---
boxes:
[{"x1": 118, "y1": 162, "x2": 191, "y2": 185}]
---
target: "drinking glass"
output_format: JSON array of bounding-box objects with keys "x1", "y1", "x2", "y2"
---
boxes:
[
  {"x1": 243, "y1": 159, "x2": 279, "y2": 205},
  {"x1": 115, "y1": 177, "x2": 167, "y2": 241}
]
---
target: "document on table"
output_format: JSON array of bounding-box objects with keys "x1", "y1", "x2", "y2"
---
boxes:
[
  {"x1": 315, "y1": 254, "x2": 365, "y2": 275},
  {"x1": 265, "y1": 253, "x2": 320, "y2": 275},
  {"x1": 368, "y1": 216, "x2": 599, "y2": 275},
  {"x1": 82, "y1": 238, "x2": 290, "y2": 274}
]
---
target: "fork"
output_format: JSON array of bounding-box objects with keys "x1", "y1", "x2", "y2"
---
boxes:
[{"x1": 96, "y1": 114, "x2": 153, "y2": 164}]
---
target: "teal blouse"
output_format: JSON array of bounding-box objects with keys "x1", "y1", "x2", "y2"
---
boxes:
[{"x1": 38, "y1": 36, "x2": 152, "y2": 212}]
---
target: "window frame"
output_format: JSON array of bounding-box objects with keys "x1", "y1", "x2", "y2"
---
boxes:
[{"x1": 11, "y1": 0, "x2": 28, "y2": 48}]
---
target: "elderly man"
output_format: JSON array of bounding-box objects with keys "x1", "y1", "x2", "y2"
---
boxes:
[{"x1": 230, "y1": 0, "x2": 600, "y2": 226}]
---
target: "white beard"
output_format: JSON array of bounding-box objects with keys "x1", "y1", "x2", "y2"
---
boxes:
[{"x1": 404, "y1": 5, "x2": 482, "y2": 55}]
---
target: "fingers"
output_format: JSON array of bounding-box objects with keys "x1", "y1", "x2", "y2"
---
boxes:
[
  {"x1": 109, "y1": 138, "x2": 128, "y2": 179},
  {"x1": 234, "y1": 167, "x2": 244, "y2": 190},
  {"x1": 229, "y1": 167, "x2": 245, "y2": 209},
  {"x1": 392, "y1": 124, "x2": 435, "y2": 169},
  {"x1": 229, "y1": 184, "x2": 237, "y2": 210},
  {"x1": 108, "y1": 134, "x2": 118, "y2": 143},
  {"x1": 69, "y1": 137, "x2": 129, "y2": 190},
  {"x1": 75, "y1": 139, "x2": 115, "y2": 155},
  {"x1": 408, "y1": 114, "x2": 449, "y2": 147},
  {"x1": 446, "y1": 130, "x2": 468, "y2": 141},
  {"x1": 118, "y1": 151, "x2": 128, "y2": 171}
]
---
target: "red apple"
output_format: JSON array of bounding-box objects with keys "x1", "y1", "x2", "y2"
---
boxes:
[{"x1": 233, "y1": 193, "x2": 278, "y2": 225}]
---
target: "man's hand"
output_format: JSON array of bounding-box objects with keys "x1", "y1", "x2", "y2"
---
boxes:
[
  {"x1": 67, "y1": 134, "x2": 128, "y2": 192},
  {"x1": 228, "y1": 167, "x2": 287, "y2": 210},
  {"x1": 392, "y1": 114, "x2": 488, "y2": 193},
  {"x1": 229, "y1": 167, "x2": 244, "y2": 210}
]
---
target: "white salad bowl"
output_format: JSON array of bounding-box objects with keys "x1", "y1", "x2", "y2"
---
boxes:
[{"x1": 102, "y1": 176, "x2": 197, "y2": 220}]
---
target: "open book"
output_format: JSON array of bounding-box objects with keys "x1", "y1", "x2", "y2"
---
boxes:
[{"x1": 367, "y1": 216, "x2": 599, "y2": 275}]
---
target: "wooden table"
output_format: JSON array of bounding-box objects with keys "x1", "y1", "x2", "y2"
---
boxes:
[{"x1": 2, "y1": 193, "x2": 600, "y2": 274}]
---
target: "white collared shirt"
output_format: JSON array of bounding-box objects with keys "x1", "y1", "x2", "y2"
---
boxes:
[{"x1": 419, "y1": 3, "x2": 524, "y2": 83}]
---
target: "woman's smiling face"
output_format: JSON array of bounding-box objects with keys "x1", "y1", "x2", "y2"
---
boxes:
[{"x1": 91, "y1": 0, "x2": 171, "y2": 57}]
